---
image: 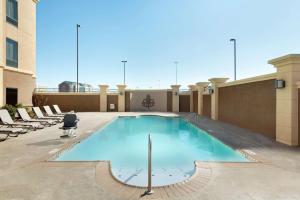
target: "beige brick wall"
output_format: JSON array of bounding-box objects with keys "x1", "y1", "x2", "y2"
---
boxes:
[{"x1": 0, "y1": 0, "x2": 37, "y2": 106}]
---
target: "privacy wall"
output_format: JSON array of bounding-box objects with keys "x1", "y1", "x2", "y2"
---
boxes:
[
  {"x1": 203, "y1": 94, "x2": 211, "y2": 118},
  {"x1": 218, "y1": 79, "x2": 276, "y2": 139},
  {"x1": 298, "y1": 89, "x2": 300, "y2": 145},
  {"x1": 192, "y1": 91, "x2": 198, "y2": 113},
  {"x1": 107, "y1": 95, "x2": 118, "y2": 112},
  {"x1": 33, "y1": 94, "x2": 100, "y2": 112},
  {"x1": 167, "y1": 91, "x2": 172, "y2": 112},
  {"x1": 127, "y1": 91, "x2": 168, "y2": 112},
  {"x1": 179, "y1": 95, "x2": 190, "y2": 112}
]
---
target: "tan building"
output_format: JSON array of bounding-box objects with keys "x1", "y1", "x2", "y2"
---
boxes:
[{"x1": 0, "y1": 0, "x2": 37, "y2": 106}]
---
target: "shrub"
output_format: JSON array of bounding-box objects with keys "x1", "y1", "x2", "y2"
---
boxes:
[
  {"x1": 15, "y1": 103, "x2": 23, "y2": 108},
  {"x1": 1, "y1": 104, "x2": 17, "y2": 120}
]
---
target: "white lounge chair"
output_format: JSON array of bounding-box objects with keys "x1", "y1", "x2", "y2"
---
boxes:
[
  {"x1": 0, "y1": 127, "x2": 27, "y2": 141},
  {"x1": 33, "y1": 107, "x2": 62, "y2": 123},
  {"x1": 43, "y1": 106, "x2": 64, "y2": 118},
  {"x1": 0, "y1": 126, "x2": 27, "y2": 136},
  {"x1": 53, "y1": 105, "x2": 72, "y2": 115},
  {"x1": 17, "y1": 108, "x2": 56, "y2": 126},
  {"x1": 0, "y1": 109, "x2": 44, "y2": 130}
]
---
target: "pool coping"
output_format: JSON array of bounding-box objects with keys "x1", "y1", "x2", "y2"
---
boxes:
[{"x1": 43, "y1": 113, "x2": 264, "y2": 188}]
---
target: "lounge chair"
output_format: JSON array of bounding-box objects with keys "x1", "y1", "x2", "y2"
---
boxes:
[
  {"x1": 0, "y1": 109, "x2": 44, "y2": 130},
  {"x1": 43, "y1": 106, "x2": 64, "y2": 118},
  {"x1": 0, "y1": 132, "x2": 8, "y2": 141},
  {"x1": 33, "y1": 107, "x2": 62, "y2": 123},
  {"x1": 53, "y1": 105, "x2": 72, "y2": 115},
  {"x1": 0, "y1": 127, "x2": 27, "y2": 141},
  {"x1": 17, "y1": 108, "x2": 56, "y2": 127},
  {"x1": 60, "y1": 113, "x2": 79, "y2": 138},
  {"x1": 0, "y1": 126, "x2": 27, "y2": 136}
]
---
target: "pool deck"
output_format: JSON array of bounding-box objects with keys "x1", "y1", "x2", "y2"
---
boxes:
[{"x1": 0, "y1": 112, "x2": 300, "y2": 200}]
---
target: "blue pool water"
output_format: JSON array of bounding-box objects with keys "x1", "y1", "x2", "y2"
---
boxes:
[{"x1": 56, "y1": 116, "x2": 248, "y2": 186}]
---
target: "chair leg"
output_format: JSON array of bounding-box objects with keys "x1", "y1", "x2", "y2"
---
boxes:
[{"x1": 0, "y1": 133, "x2": 9, "y2": 142}]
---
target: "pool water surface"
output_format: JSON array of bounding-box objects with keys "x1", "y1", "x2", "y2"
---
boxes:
[{"x1": 56, "y1": 116, "x2": 248, "y2": 186}]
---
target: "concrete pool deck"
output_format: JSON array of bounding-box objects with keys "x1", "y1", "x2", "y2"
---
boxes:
[{"x1": 0, "y1": 112, "x2": 299, "y2": 200}]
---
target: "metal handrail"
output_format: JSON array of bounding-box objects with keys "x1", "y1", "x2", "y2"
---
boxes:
[{"x1": 146, "y1": 133, "x2": 154, "y2": 194}]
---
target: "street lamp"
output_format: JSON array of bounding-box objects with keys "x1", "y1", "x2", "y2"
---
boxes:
[
  {"x1": 230, "y1": 38, "x2": 237, "y2": 81},
  {"x1": 121, "y1": 60, "x2": 127, "y2": 85},
  {"x1": 76, "y1": 24, "x2": 80, "y2": 92},
  {"x1": 174, "y1": 61, "x2": 178, "y2": 85}
]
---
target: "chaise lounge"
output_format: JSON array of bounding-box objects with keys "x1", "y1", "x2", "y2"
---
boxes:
[
  {"x1": 32, "y1": 107, "x2": 62, "y2": 123},
  {"x1": 0, "y1": 109, "x2": 44, "y2": 131},
  {"x1": 17, "y1": 108, "x2": 56, "y2": 127},
  {"x1": 43, "y1": 106, "x2": 64, "y2": 118}
]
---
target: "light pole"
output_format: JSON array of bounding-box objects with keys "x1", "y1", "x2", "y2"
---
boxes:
[
  {"x1": 121, "y1": 60, "x2": 127, "y2": 85},
  {"x1": 230, "y1": 38, "x2": 237, "y2": 81},
  {"x1": 76, "y1": 24, "x2": 80, "y2": 92},
  {"x1": 174, "y1": 61, "x2": 178, "y2": 85}
]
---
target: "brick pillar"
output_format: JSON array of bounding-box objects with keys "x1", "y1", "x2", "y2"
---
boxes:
[
  {"x1": 99, "y1": 85, "x2": 109, "y2": 112},
  {"x1": 269, "y1": 54, "x2": 300, "y2": 146},
  {"x1": 0, "y1": 67, "x2": 3, "y2": 107},
  {"x1": 117, "y1": 85, "x2": 127, "y2": 112},
  {"x1": 188, "y1": 85, "x2": 196, "y2": 112},
  {"x1": 196, "y1": 82, "x2": 210, "y2": 115},
  {"x1": 171, "y1": 85, "x2": 180, "y2": 112},
  {"x1": 209, "y1": 78, "x2": 228, "y2": 120}
]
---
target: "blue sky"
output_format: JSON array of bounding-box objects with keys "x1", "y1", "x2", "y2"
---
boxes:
[{"x1": 36, "y1": 0, "x2": 300, "y2": 89}]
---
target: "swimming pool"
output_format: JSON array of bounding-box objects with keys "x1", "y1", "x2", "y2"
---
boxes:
[{"x1": 56, "y1": 115, "x2": 248, "y2": 186}]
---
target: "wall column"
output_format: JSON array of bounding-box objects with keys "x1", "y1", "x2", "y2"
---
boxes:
[
  {"x1": 99, "y1": 85, "x2": 109, "y2": 112},
  {"x1": 188, "y1": 85, "x2": 195, "y2": 112},
  {"x1": 0, "y1": 67, "x2": 3, "y2": 107},
  {"x1": 269, "y1": 54, "x2": 300, "y2": 146},
  {"x1": 209, "y1": 78, "x2": 228, "y2": 120},
  {"x1": 117, "y1": 85, "x2": 127, "y2": 112},
  {"x1": 171, "y1": 85, "x2": 180, "y2": 112},
  {"x1": 196, "y1": 82, "x2": 210, "y2": 115}
]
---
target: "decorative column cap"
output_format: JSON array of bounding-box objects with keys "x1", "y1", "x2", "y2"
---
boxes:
[
  {"x1": 170, "y1": 85, "x2": 181, "y2": 90},
  {"x1": 209, "y1": 78, "x2": 229, "y2": 85},
  {"x1": 116, "y1": 85, "x2": 127, "y2": 90},
  {"x1": 98, "y1": 84, "x2": 109, "y2": 87},
  {"x1": 268, "y1": 54, "x2": 300, "y2": 68},
  {"x1": 296, "y1": 81, "x2": 300, "y2": 89},
  {"x1": 196, "y1": 82, "x2": 210, "y2": 87},
  {"x1": 98, "y1": 85, "x2": 109, "y2": 92},
  {"x1": 188, "y1": 85, "x2": 196, "y2": 90}
]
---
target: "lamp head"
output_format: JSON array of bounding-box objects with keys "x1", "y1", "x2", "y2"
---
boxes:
[{"x1": 230, "y1": 38, "x2": 236, "y2": 42}]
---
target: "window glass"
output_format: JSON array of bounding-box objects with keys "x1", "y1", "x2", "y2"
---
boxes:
[
  {"x1": 6, "y1": 38, "x2": 18, "y2": 68},
  {"x1": 6, "y1": 0, "x2": 18, "y2": 26}
]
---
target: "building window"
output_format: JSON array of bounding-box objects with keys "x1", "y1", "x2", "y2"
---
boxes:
[
  {"x1": 6, "y1": 38, "x2": 18, "y2": 68},
  {"x1": 6, "y1": 0, "x2": 18, "y2": 26},
  {"x1": 6, "y1": 88, "x2": 18, "y2": 106}
]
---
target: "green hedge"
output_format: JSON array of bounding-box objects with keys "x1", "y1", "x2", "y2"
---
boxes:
[{"x1": 1, "y1": 104, "x2": 25, "y2": 120}]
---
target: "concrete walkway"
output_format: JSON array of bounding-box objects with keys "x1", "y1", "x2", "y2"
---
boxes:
[{"x1": 0, "y1": 112, "x2": 299, "y2": 200}]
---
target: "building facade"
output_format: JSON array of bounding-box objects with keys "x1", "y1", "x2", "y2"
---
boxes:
[
  {"x1": 0, "y1": 0, "x2": 37, "y2": 106},
  {"x1": 58, "y1": 81, "x2": 93, "y2": 92}
]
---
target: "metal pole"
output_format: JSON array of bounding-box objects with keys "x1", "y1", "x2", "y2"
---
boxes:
[
  {"x1": 76, "y1": 24, "x2": 80, "y2": 92},
  {"x1": 121, "y1": 61, "x2": 127, "y2": 85},
  {"x1": 174, "y1": 61, "x2": 178, "y2": 85},
  {"x1": 230, "y1": 39, "x2": 237, "y2": 81},
  {"x1": 147, "y1": 133, "x2": 154, "y2": 195},
  {"x1": 124, "y1": 62, "x2": 125, "y2": 85},
  {"x1": 234, "y1": 40, "x2": 236, "y2": 81}
]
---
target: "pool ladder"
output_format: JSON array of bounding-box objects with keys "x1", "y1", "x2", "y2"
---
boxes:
[{"x1": 146, "y1": 133, "x2": 154, "y2": 195}]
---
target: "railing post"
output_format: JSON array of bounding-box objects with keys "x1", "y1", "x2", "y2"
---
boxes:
[{"x1": 147, "y1": 133, "x2": 154, "y2": 194}]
